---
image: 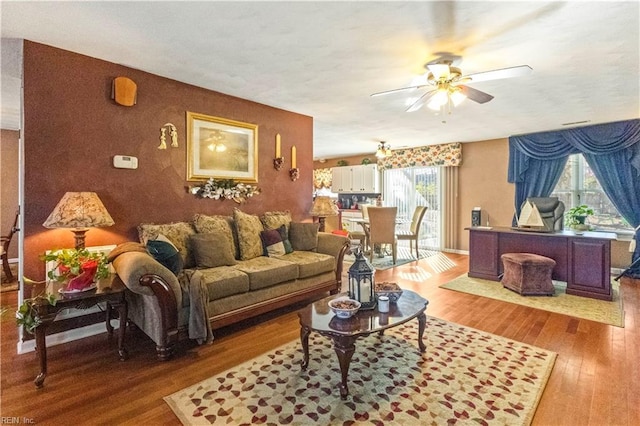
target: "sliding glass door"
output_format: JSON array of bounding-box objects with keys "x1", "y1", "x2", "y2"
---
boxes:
[{"x1": 382, "y1": 166, "x2": 441, "y2": 250}]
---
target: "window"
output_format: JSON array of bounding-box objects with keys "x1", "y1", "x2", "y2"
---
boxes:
[
  {"x1": 551, "y1": 154, "x2": 632, "y2": 232},
  {"x1": 382, "y1": 166, "x2": 441, "y2": 250}
]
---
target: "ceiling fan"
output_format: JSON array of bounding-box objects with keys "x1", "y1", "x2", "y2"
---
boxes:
[{"x1": 371, "y1": 56, "x2": 532, "y2": 113}]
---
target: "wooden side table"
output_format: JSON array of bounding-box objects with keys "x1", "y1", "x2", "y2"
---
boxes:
[{"x1": 33, "y1": 274, "x2": 128, "y2": 388}]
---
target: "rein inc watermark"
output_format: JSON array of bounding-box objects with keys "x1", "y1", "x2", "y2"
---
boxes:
[{"x1": 1, "y1": 418, "x2": 35, "y2": 424}]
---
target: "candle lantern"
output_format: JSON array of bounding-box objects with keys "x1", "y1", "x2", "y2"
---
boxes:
[{"x1": 347, "y1": 246, "x2": 376, "y2": 310}]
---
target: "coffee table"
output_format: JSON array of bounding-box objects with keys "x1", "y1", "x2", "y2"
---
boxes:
[{"x1": 298, "y1": 289, "x2": 429, "y2": 399}]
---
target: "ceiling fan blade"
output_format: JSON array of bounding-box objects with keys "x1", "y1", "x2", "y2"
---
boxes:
[
  {"x1": 370, "y1": 84, "x2": 428, "y2": 97},
  {"x1": 427, "y1": 63, "x2": 450, "y2": 80},
  {"x1": 406, "y1": 89, "x2": 437, "y2": 112},
  {"x1": 463, "y1": 65, "x2": 532, "y2": 83},
  {"x1": 459, "y1": 85, "x2": 494, "y2": 104}
]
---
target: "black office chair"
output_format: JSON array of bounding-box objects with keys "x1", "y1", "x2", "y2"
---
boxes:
[{"x1": 524, "y1": 197, "x2": 565, "y2": 231}]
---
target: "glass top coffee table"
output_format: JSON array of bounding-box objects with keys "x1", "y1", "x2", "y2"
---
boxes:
[{"x1": 298, "y1": 289, "x2": 429, "y2": 399}]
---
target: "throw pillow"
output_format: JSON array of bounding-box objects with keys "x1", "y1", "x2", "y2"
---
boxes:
[
  {"x1": 146, "y1": 235, "x2": 184, "y2": 276},
  {"x1": 189, "y1": 232, "x2": 237, "y2": 268},
  {"x1": 233, "y1": 208, "x2": 264, "y2": 260},
  {"x1": 193, "y1": 214, "x2": 238, "y2": 259},
  {"x1": 138, "y1": 221, "x2": 196, "y2": 268},
  {"x1": 289, "y1": 222, "x2": 320, "y2": 251},
  {"x1": 276, "y1": 224, "x2": 293, "y2": 254},
  {"x1": 260, "y1": 228, "x2": 286, "y2": 257},
  {"x1": 261, "y1": 210, "x2": 292, "y2": 231}
]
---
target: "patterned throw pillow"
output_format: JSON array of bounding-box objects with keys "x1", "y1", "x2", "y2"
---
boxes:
[
  {"x1": 189, "y1": 232, "x2": 237, "y2": 268},
  {"x1": 233, "y1": 208, "x2": 264, "y2": 260},
  {"x1": 193, "y1": 213, "x2": 238, "y2": 259},
  {"x1": 138, "y1": 222, "x2": 196, "y2": 268},
  {"x1": 276, "y1": 224, "x2": 293, "y2": 254},
  {"x1": 261, "y1": 210, "x2": 292, "y2": 231},
  {"x1": 260, "y1": 229, "x2": 285, "y2": 257},
  {"x1": 289, "y1": 222, "x2": 320, "y2": 251}
]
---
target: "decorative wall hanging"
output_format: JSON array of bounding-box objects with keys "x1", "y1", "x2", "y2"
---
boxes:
[
  {"x1": 289, "y1": 146, "x2": 299, "y2": 181},
  {"x1": 158, "y1": 123, "x2": 178, "y2": 149},
  {"x1": 189, "y1": 178, "x2": 260, "y2": 203},
  {"x1": 111, "y1": 77, "x2": 137, "y2": 106},
  {"x1": 187, "y1": 112, "x2": 258, "y2": 183},
  {"x1": 274, "y1": 133, "x2": 285, "y2": 170}
]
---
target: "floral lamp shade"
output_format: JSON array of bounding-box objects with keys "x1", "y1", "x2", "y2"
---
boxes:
[
  {"x1": 309, "y1": 196, "x2": 338, "y2": 232},
  {"x1": 43, "y1": 192, "x2": 114, "y2": 249}
]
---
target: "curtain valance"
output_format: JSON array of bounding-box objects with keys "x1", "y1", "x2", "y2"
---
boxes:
[
  {"x1": 378, "y1": 142, "x2": 462, "y2": 170},
  {"x1": 313, "y1": 168, "x2": 332, "y2": 189},
  {"x1": 509, "y1": 119, "x2": 640, "y2": 183}
]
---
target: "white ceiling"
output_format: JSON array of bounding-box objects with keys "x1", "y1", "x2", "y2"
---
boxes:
[{"x1": 1, "y1": 1, "x2": 639, "y2": 160}]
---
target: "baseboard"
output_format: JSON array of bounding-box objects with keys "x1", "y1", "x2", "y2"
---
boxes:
[
  {"x1": 442, "y1": 248, "x2": 469, "y2": 255},
  {"x1": 17, "y1": 320, "x2": 119, "y2": 354}
]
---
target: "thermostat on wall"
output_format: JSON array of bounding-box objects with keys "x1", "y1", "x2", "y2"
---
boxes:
[{"x1": 113, "y1": 155, "x2": 138, "y2": 169}]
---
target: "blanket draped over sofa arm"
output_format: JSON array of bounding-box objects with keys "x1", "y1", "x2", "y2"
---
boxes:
[{"x1": 180, "y1": 269, "x2": 214, "y2": 344}]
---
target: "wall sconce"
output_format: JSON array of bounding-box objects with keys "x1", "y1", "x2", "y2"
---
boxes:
[
  {"x1": 274, "y1": 133, "x2": 285, "y2": 170},
  {"x1": 289, "y1": 146, "x2": 299, "y2": 181},
  {"x1": 158, "y1": 123, "x2": 178, "y2": 149},
  {"x1": 112, "y1": 77, "x2": 137, "y2": 106}
]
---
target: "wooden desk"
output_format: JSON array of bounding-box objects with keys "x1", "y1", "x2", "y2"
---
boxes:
[{"x1": 466, "y1": 226, "x2": 615, "y2": 301}]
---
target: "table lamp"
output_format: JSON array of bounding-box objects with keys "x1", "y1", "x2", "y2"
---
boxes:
[
  {"x1": 309, "y1": 196, "x2": 338, "y2": 232},
  {"x1": 43, "y1": 192, "x2": 115, "y2": 249}
]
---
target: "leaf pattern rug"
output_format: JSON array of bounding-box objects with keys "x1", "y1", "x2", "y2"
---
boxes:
[
  {"x1": 440, "y1": 274, "x2": 624, "y2": 327},
  {"x1": 165, "y1": 316, "x2": 556, "y2": 425}
]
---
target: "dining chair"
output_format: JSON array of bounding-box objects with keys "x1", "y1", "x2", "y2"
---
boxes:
[
  {"x1": 1, "y1": 209, "x2": 19, "y2": 283},
  {"x1": 349, "y1": 205, "x2": 370, "y2": 253},
  {"x1": 396, "y1": 206, "x2": 428, "y2": 259},
  {"x1": 367, "y1": 207, "x2": 397, "y2": 264}
]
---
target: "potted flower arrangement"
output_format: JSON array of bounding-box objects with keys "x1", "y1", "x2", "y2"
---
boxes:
[
  {"x1": 565, "y1": 204, "x2": 595, "y2": 230},
  {"x1": 16, "y1": 249, "x2": 109, "y2": 334},
  {"x1": 42, "y1": 248, "x2": 109, "y2": 291}
]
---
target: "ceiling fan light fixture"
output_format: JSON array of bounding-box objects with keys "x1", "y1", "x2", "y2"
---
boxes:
[
  {"x1": 427, "y1": 87, "x2": 449, "y2": 110},
  {"x1": 450, "y1": 87, "x2": 466, "y2": 106}
]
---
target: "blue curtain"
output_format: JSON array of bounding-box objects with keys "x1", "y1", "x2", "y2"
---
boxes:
[{"x1": 508, "y1": 119, "x2": 640, "y2": 227}]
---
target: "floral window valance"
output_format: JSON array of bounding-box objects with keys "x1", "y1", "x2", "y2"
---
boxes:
[
  {"x1": 313, "y1": 168, "x2": 332, "y2": 189},
  {"x1": 378, "y1": 142, "x2": 462, "y2": 170}
]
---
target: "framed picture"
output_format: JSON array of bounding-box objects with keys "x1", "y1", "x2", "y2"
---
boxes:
[{"x1": 186, "y1": 112, "x2": 259, "y2": 183}]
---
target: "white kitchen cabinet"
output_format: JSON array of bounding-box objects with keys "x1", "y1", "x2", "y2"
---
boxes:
[{"x1": 331, "y1": 164, "x2": 379, "y2": 193}]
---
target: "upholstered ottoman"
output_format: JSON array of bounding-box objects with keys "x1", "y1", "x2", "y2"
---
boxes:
[{"x1": 501, "y1": 253, "x2": 556, "y2": 296}]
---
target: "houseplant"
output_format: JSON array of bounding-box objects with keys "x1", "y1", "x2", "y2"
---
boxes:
[
  {"x1": 565, "y1": 204, "x2": 595, "y2": 230},
  {"x1": 42, "y1": 248, "x2": 110, "y2": 290}
]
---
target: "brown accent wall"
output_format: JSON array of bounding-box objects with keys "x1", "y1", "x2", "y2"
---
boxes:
[
  {"x1": 1, "y1": 129, "x2": 20, "y2": 259},
  {"x1": 22, "y1": 41, "x2": 313, "y2": 278},
  {"x1": 457, "y1": 138, "x2": 515, "y2": 250}
]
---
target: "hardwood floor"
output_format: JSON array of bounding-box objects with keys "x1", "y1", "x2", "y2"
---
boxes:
[{"x1": 1, "y1": 252, "x2": 638, "y2": 425}]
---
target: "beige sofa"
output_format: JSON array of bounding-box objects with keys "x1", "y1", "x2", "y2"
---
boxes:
[{"x1": 109, "y1": 209, "x2": 349, "y2": 360}]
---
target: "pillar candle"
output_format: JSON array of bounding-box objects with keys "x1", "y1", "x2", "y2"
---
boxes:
[
  {"x1": 291, "y1": 146, "x2": 297, "y2": 168},
  {"x1": 276, "y1": 134, "x2": 281, "y2": 157},
  {"x1": 361, "y1": 281, "x2": 370, "y2": 302}
]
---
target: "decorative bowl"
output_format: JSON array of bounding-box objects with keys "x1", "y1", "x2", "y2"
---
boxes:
[
  {"x1": 328, "y1": 297, "x2": 361, "y2": 319},
  {"x1": 375, "y1": 282, "x2": 403, "y2": 303}
]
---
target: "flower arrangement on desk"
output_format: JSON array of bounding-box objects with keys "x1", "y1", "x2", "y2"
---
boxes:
[
  {"x1": 42, "y1": 248, "x2": 109, "y2": 291},
  {"x1": 189, "y1": 178, "x2": 261, "y2": 203}
]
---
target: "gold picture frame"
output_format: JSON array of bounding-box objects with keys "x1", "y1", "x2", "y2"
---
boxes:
[{"x1": 186, "y1": 112, "x2": 259, "y2": 183}]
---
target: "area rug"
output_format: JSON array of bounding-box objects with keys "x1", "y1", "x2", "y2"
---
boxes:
[
  {"x1": 165, "y1": 316, "x2": 556, "y2": 425},
  {"x1": 344, "y1": 247, "x2": 437, "y2": 271},
  {"x1": 440, "y1": 274, "x2": 624, "y2": 328},
  {"x1": 0, "y1": 263, "x2": 19, "y2": 293}
]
